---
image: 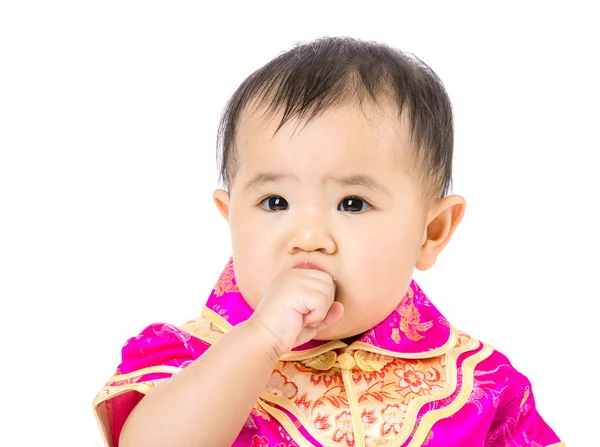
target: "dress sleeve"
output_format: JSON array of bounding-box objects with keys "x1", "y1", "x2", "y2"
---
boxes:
[
  {"x1": 92, "y1": 323, "x2": 210, "y2": 447},
  {"x1": 484, "y1": 351, "x2": 563, "y2": 447}
]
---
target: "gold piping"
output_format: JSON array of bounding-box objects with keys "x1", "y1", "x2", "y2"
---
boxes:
[
  {"x1": 407, "y1": 343, "x2": 494, "y2": 446},
  {"x1": 256, "y1": 400, "x2": 322, "y2": 447},
  {"x1": 341, "y1": 366, "x2": 365, "y2": 447},
  {"x1": 199, "y1": 307, "x2": 233, "y2": 331},
  {"x1": 103, "y1": 365, "x2": 182, "y2": 383},
  {"x1": 93, "y1": 381, "x2": 159, "y2": 407}
]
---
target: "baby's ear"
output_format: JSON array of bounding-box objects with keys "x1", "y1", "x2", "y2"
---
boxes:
[
  {"x1": 213, "y1": 189, "x2": 230, "y2": 222},
  {"x1": 416, "y1": 194, "x2": 466, "y2": 271}
]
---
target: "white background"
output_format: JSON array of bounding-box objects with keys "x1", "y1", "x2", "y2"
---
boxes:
[{"x1": 1, "y1": 2, "x2": 597, "y2": 446}]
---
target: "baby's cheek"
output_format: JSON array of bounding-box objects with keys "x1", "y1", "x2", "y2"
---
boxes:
[{"x1": 232, "y1": 268, "x2": 262, "y2": 310}]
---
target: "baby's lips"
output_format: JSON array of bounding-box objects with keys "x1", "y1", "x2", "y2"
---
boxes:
[{"x1": 293, "y1": 261, "x2": 326, "y2": 272}]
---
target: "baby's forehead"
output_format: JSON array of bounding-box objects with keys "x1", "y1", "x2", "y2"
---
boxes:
[
  {"x1": 231, "y1": 104, "x2": 425, "y2": 192},
  {"x1": 236, "y1": 99, "x2": 413, "y2": 151}
]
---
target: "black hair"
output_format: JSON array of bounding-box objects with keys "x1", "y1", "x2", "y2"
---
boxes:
[{"x1": 216, "y1": 36, "x2": 454, "y2": 204}]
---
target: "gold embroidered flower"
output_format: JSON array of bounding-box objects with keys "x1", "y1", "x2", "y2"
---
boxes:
[
  {"x1": 391, "y1": 328, "x2": 401, "y2": 344},
  {"x1": 266, "y1": 370, "x2": 298, "y2": 399},
  {"x1": 213, "y1": 259, "x2": 240, "y2": 297},
  {"x1": 333, "y1": 411, "x2": 355, "y2": 446},
  {"x1": 380, "y1": 404, "x2": 402, "y2": 437}
]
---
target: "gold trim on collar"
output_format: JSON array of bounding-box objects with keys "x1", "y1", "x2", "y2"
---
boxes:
[
  {"x1": 281, "y1": 340, "x2": 348, "y2": 361},
  {"x1": 347, "y1": 325, "x2": 459, "y2": 359}
]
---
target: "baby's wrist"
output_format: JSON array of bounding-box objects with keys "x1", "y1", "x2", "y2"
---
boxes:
[{"x1": 243, "y1": 316, "x2": 287, "y2": 365}]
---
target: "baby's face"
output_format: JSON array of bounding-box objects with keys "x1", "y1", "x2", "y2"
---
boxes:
[{"x1": 217, "y1": 102, "x2": 430, "y2": 340}]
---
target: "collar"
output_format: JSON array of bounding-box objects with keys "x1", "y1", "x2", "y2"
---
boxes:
[{"x1": 198, "y1": 258, "x2": 457, "y2": 360}]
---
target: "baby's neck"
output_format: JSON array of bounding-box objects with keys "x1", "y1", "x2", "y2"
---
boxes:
[{"x1": 341, "y1": 333, "x2": 364, "y2": 345}]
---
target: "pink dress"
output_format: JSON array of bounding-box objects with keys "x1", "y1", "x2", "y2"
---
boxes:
[{"x1": 93, "y1": 258, "x2": 564, "y2": 447}]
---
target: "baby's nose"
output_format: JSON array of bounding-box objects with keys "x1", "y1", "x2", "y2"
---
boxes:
[{"x1": 286, "y1": 218, "x2": 337, "y2": 254}]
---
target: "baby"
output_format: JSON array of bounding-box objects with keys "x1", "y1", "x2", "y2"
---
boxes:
[{"x1": 93, "y1": 36, "x2": 563, "y2": 447}]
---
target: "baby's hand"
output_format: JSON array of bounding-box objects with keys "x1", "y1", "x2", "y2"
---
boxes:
[{"x1": 248, "y1": 268, "x2": 344, "y2": 357}]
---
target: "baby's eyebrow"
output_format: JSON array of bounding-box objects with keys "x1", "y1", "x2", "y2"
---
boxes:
[
  {"x1": 329, "y1": 174, "x2": 391, "y2": 196},
  {"x1": 243, "y1": 172, "x2": 294, "y2": 193},
  {"x1": 242, "y1": 172, "x2": 391, "y2": 196}
]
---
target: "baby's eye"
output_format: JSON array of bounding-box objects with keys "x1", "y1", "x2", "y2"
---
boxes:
[
  {"x1": 260, "y1": 195, "x2": 289, "y2": 211},
  {"x1": 338, "y1": 196, "x2": 371, "y2": 213}
]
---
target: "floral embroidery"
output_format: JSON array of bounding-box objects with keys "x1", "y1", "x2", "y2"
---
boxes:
[
  {"x1": 361, "y1": 408, "x2": 378, "y2": 426},
  {"x1": 251, "y1": 435, "x2": 269, "y2": 447},
  {"x1": 250, "y1": 435, "x2": 293, "y2": 447},
  {"x1": 107, "y1": 375, "x2": 141, "y2": 387},
  {"x1": 293, "y1": 362, "x2": 342, "y2": 387},
  {"x1": 260, "y1": 336, "x2": 465, "y2": 446},
  {"x1": 440, "y1": 363, "x2": 508, "y2": 415},
  {"x1": 314, "y1": 413, "x2": 332, "y2": 431},
  {"x1": 294, "y1": 393, "x2": 311, "y2": 412},
  {"x1": 333, "y1": 411, "x2": 355, "y2": 446},
  {"x1": 351, "y1": 361, "x2": 393, "y2": 386},
  {"x1": 250, "y1": 436, "x2": 292, "y2": 447},
  {"x1": 397, "y1": 289, "x2": 434, "y2": 341},
  {"x1": 251, "y1": 403, "x2": 271, "y2": 421},
  {"x1": 213, "y1": 258, "x2": 239, "y2": 297},
  {"x1": 313, "y1": 385, "x2": 349, "y2": 410},
  {"x1": 395, "y1": 363, "x2": 432, "y2": 393},
  {"x1": 357, "y1": 379, "x2": 396, "y2": 404},
  {"x1": 380, "y1": 404, "x2": 402, "y2": 437},
  {"x1": 267, "y1": 370, "x2": 298, "y2": 399},
  {"x1": 391, "y1": 328, "x2": 401, "y2": 344}
]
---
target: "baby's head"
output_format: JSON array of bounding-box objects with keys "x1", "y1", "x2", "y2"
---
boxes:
[{"x1": 213, "y1": 37, "x2": 465, "y2": 340}]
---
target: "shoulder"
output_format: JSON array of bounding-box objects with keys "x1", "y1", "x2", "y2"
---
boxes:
[
  {"x1": 116, "y1": 321, "x2": 211, "y2": 374},
  {"x1": 470, "y1": 340, "x2": 532, "y2": 408},
  {"x1": 456, "y1": 333, "x2": 533, "y2": 410},
  {"x1": 462, "y1": 334, "x2": 563, "y2": 445}
]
